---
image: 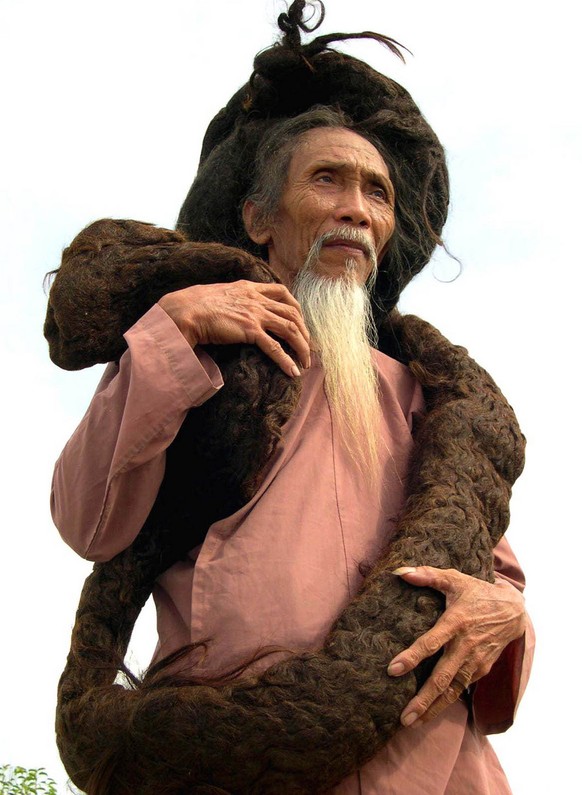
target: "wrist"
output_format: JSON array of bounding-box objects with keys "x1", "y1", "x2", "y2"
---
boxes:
[{"x1": 157, "y1": 292, "x2": 200, "y2": 348}]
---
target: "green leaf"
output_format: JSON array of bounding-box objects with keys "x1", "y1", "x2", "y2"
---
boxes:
[{"x1": 0, "y1": 764, "x2": 60, "y2": 795}]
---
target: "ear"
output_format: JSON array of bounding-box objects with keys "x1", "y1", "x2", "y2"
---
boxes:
[{"x1": 242, "y1": 200, "x2": 272, "y2": 246}]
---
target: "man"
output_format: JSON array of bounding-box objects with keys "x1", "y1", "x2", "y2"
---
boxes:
[{"x1": 51, "y1": 108, "x2": 532, "y2": 793}]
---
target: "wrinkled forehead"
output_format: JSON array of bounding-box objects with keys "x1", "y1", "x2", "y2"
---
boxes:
[{"x1": 288, "y1": 127, "x2": 391, "y2": 182}]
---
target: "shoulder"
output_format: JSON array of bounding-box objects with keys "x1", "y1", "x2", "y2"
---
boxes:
[
  {"x1": 372, "y1": 348, "x2": 425, "y2": 426},
  {"x1": 373, "y1": 348, "x2": 419, "y2": 395}
]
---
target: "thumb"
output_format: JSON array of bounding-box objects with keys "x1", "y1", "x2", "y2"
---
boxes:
[{"x1": 392, "y1": 565, "x2": 463, "y2": 595}]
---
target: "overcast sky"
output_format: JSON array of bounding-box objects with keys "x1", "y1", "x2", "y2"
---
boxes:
[{"x1": 1, "y1": 1, "x2": 579, "y2": 792}]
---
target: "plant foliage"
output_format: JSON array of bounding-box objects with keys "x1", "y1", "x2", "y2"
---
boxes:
[{"x1": 0, "y1": 765, "x2": 58, "y2": 795}]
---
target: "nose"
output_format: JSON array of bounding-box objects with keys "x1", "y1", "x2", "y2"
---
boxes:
[{"x1": 333, "y1": 186, "x2": 371, "y2": 228}]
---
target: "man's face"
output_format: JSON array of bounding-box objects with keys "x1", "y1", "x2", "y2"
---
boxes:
[{"x1": 247, "y1": 127, "x2": 396, "y2": 286}]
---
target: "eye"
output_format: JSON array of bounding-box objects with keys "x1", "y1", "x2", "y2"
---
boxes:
[
  {"x1": 369, "y1": 186, "x2": 388, "y2": 201},
  {"x1": 314, "y1": 171, "x2": 335, "y2": 184}
]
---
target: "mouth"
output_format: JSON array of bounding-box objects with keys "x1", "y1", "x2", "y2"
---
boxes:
[{"x1": 323, "y1": 239, "x2": 368, "y2": 257}]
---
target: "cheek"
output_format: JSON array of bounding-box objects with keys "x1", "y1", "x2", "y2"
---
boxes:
[{"x1": 297, "y1": 215, "x2": 325, "y2": 255}]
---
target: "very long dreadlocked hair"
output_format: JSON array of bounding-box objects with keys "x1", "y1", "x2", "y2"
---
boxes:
[
  {"x1": 45, "y1": 3, "x2": 525, "y2": 793},
  {"x1": 48, "y1": 220, "x2": 525, "y2": 795}
]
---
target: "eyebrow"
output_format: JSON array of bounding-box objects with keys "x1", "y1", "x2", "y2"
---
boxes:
[{"x1": 309, "y1": 159, "x2": 394, "y2": 195}]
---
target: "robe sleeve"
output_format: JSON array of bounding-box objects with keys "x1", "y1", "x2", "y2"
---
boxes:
[
  {"x1": 471, "y1": 536, "x2": 535, "y2": 734},
  {"x1": 51, "y1": 303, "x2": 223, "y2": 562}
]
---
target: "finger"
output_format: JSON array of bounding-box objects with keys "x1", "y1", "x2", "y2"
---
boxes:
[
  {"x1": 387, "y1": 614, "x2": 461, "y2": 676},
  {"x1": 264, "y1": 298, "x2": 310, "y2": 345},
  {"x1": 392, "y1": 566, "x2": 466, "y2": 595},
  {"x1": 243, "y1": 284, "x2": 311, "y2": 368},
  {"x1": 399, "y1": 659, "x2": 473, "y2": 727},
  {"x1": 403, "y1": 670, "x2": 472, "y2": 727},
  {"x1": 254, "y1": 331, "x2": 301, "y2": 378},
  {"x1": 402, "y1": 681, "x2": 467, "y2": 728},
  {"x1": 230, "y1": 281, "x2": 304, "y2": 322},
  {"x1": 255, "y1": 283, "x2": 304, "y2": 314},
  {"x1": 262, "y1": 312, "x2": 312, "y2": 369},
  {"x1": 260, "y1": 282, "x2": 301, "y2": 310}
]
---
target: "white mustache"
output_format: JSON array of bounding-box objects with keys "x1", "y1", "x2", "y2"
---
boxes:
[{"x1": 309, "y1": 225, "x2": 377, "y2": 271}]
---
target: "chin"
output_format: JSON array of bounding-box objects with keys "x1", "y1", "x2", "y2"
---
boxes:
[{"x1": 315, "y1": 260, "x2": 366, "y2": 283}]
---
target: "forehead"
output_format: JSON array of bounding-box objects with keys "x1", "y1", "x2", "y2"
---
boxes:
[{"x1": 287, "y1": 127, "x2": 390, "y2": 181}]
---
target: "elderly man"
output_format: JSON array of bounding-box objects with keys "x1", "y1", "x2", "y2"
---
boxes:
[{"x1": 51, "y1": 106, "x2": 532, "y2": 793}]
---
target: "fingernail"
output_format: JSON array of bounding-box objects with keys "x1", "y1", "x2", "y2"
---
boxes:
[
  {"x1": 392, "y1": 567, "x2": 417, "y2": 576},
  {"x1": 291, "y1": 364, "x2": 301, "y2": 377},
  {"x1": 387, "y1": 661, "x2": 405, "y2": 676},
  {"x1": 401, "y1": 711, "x2": 419, "y2": 727}
]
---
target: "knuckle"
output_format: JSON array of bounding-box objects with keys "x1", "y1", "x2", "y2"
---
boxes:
[
  {"x1": 433, "y1": 672, "x2": 451, "y2": 693},
  {"x1": 414, "y1": 695, "x2": 433, "y2": 713},
  {"x1": 422, "y1": 635, "x2": 442, "y2": 656},
  {"x1": 405, "y1": 650, "x2": 421, "y2": 667},
  {"x1": 475, "y1": 661, "x2": 492, "y2": 680},
  {"x1": 455, "y1": 616, "x2": 470, "y2": 633},
  {"x1": 469, "y1": 648, "x2": 488, "y2": 669},
  {"x1": 240, "y1": 280, "x2": 259, "y2": 299},
  {"x1": 241, "y1": 313, "x2": 256, "y2": 330},
  {"x1": 232, "y1": 279, "x2": 247, "y2": 294}
]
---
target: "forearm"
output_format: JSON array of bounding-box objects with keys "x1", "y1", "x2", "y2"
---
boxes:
[{"x1": 51, "y1": 304, "x2": 223, "y2": 561}]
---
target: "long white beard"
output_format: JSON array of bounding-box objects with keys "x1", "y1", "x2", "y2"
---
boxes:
[{"x1": 292, "y1": 228, "x2": 382, "y2": 481}]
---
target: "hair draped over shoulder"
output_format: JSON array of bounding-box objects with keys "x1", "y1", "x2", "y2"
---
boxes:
[{"x1": 48, "y1": 3, "x2": 525, "y2": 793}]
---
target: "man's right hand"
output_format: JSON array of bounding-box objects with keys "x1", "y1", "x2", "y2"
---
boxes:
[{"x1": 158, "y1": 280, "x2": 311, "y2": 378}]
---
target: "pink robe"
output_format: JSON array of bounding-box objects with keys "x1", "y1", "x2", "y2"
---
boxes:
[{"x1": 52, "y1": 304, "x2": 534, "y2": 794}]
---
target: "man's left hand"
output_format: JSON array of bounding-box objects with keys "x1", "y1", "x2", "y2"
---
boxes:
[{"x1": 387, "y1": 566, "x2": 526, "y2": 728}]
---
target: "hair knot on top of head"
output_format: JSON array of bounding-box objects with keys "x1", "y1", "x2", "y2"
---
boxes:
[
  {"x1": 277, "y1": 0, "x2": 325, "y2": 47},
  {"x1": 251, "y1": 2, "x2": 324, "y2": 91},
  {"x1": 252, "y1": 0, "x2": 406, "y2": 103}
]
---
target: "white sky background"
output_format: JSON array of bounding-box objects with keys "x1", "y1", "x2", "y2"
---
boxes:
[{"x1": 0, "y1": 0, "x2": 579, "y2": 792}]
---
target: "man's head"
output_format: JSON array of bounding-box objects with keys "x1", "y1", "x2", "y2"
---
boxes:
[
  {"x1": 178, "y1": 27, "x2": 448, "y2": 317},
  {"x1": 242, "y1": 111, "x2": 395, "y2": 288}
]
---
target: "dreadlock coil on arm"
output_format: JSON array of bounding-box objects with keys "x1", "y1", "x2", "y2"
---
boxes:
[{"x1": 48, "y1": 220, "x2": 525, "y2": 795}]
